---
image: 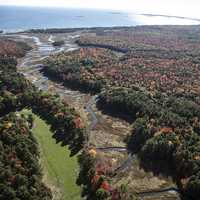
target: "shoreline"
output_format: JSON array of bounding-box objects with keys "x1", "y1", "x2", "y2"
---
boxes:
[{"x1": 1, "y1": 22, "x2": 200, "y2": 35}]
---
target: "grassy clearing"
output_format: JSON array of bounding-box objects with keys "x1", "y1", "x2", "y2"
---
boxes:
[{"x1": 22, "y1": 110, "x2": 82, "y2": 200}]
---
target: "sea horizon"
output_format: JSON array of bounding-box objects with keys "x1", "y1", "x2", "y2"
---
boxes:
[{"x1": 0, "y1": 5, "x2": 200, "y2": 33}]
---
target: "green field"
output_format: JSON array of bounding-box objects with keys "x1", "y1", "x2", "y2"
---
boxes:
[{"x1": 22, "y1": 110, "x2": 82, "y2": 200}]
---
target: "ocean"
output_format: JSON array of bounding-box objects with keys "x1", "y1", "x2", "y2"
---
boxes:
[{"x1": 0, "y1": 6, "x2": 199, "y2": 32}]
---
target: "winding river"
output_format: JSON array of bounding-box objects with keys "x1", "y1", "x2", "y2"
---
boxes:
[{"x1": 2, "y1": 32, "x2": 181, "y2": 200}]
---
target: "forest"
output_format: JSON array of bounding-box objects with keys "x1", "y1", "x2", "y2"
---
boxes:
[
  {"x1": 42, "y1": 48, "x2": 117, "y2": 93},
  {"x1": 42, "y1": 25, "x2": 200, "y2": 200},
  {"x1": 0, "y1": 39, "x2": 31, "y2": 57},
  {"x1": 2, "y1": 25, "x2": 200, "y2": 200},
  {"x1": 44, "y1": 26, "x2": 200, "y2": 100},
  {"x1": 0, "y1": 112, "x2": 52, "y2": 200},
  {"x1": 98, "y1": 86, "x2": 200, "y2": 199},
  {"x1": 0, "y1": 39, "x2": 86, "y2": 199}
]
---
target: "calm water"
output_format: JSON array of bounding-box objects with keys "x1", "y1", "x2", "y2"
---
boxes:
[{"x1": 0, "y1": 6, "x2": 199, "y2": 32}]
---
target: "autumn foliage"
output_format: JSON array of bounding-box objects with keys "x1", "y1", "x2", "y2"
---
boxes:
[{"x1": 0, "y1": 39, "x2": 31, "y2": 57}]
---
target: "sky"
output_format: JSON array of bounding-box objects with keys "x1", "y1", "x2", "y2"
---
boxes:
[{"x1": 0, "y1": 0, "x2": 200, "y2": 19}]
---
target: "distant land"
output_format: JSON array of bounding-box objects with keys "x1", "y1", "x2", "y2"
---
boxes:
[{"x1": 141, "y1": 13, "x2": 200, "y2": 22}]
